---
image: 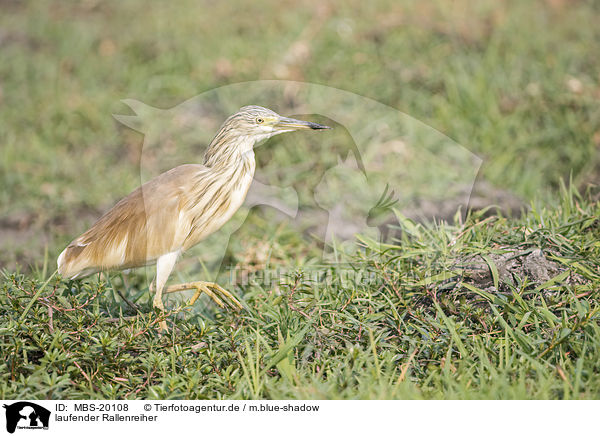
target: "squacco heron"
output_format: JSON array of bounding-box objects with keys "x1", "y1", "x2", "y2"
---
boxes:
[{"x1": 58, "y1": 105, "x2": 330, "y2": 328}]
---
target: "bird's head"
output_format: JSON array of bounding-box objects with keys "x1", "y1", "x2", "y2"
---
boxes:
[
  {"x1": 226, "y1": 105, "x2": 331, "y2": 141},
  {"x1": 204, "y1": 105, "x2": 331, "y2": 167}
]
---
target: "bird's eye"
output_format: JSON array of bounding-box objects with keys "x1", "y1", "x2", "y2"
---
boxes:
[{"x1": 256, "y1": 118, "x2": 264, "y2": 124}]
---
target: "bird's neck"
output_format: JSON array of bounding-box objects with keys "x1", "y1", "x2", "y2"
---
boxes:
[{"x1": 203, "y1": 133, "x2": 256, "y2": 170}]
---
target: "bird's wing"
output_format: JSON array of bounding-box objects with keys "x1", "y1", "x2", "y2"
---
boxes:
[{"x1": 57, "y1": 164, "x2": 207, "y2": 279}]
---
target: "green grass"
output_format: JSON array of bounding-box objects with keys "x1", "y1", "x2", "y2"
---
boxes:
[
  {"x1": 1, "y1": 187, "x2": 599, "y2": 399},
  {"x1": 1, "y1": 0, "x2": 600, "y2": 399}
]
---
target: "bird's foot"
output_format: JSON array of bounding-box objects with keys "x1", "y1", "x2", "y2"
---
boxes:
[
  {"x1": 164, "y1": 281, "x2": 243, "y2": 311},
  {"x1": 157, "y1": 319, "x2": 168, "y2": 332}
]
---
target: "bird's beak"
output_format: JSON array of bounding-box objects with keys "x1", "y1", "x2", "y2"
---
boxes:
[{"x1": 276, "y1": 116, "x2": 331, "y2": 131}]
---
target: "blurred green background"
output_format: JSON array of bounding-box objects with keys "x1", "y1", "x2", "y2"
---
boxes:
[
  {"x1": 1, "y1": 0, "x2": 599, "y2": 271},
  {"x1": 1, "y1": 0, "x2": 600, "y2": 402}
]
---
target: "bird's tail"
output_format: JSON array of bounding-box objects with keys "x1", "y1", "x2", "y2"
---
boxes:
[{"x1": 57, "y1": 244, "x2": 99, "y2": 279}]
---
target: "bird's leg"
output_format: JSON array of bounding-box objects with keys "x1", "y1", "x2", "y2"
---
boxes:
[
  {"x1": 149, "y1": 279, "x2": 163, "y2": 310},
  {"x1": 164, "y1": 281, "x2": 243, "y2": 310},
  {"x1": 149, "y1": 280, "x2": 167, "y2": 332},
  {"x1": 153, "y1": 251, "x2": 180, "y2": 331}
]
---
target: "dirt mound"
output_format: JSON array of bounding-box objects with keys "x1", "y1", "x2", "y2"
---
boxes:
[{"x1": 461, "y1": 248, "x2": 584, "y2": 293}]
